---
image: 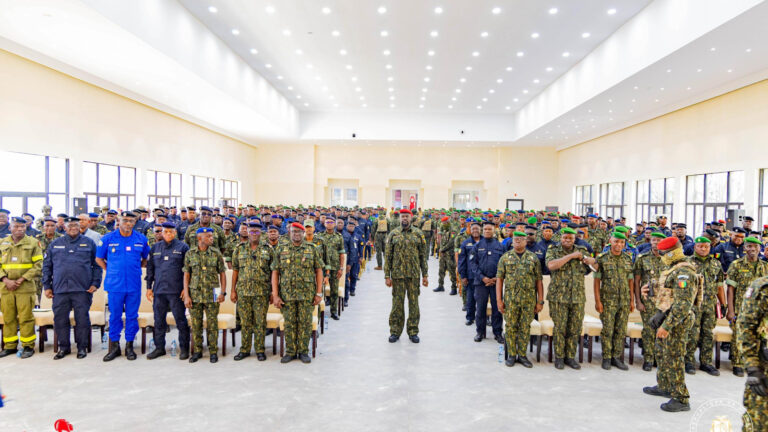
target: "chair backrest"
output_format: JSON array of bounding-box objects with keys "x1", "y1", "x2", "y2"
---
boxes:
[
  {"x1": 138, "y1": 268, "x2": 153, "y2": 313},
  {"x1": 219, "y1": 290, "x2": 236, "y2": 315},
  {"x1": 539, "y1": 276, "x2": 551, "y2": 321},
  {"x1": 91, "y1": 288, "x2": 106, "y2": 312},
  {"x1": 268, "y1": 304, "x2": 281, "y2": 314},
  {"x1": 39, "y1": 292, "x2": 53, "y2": 309},
  {"x1": 584, "y1": 274, "x2": 598, "y2": 319}
]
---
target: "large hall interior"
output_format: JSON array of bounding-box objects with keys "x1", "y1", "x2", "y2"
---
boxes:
[{"x1": 1, "y1": 0, "x2": 768, "y2": 431}]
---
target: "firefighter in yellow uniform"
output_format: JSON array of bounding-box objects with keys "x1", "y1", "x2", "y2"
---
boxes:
[{"x1": 0, "y1": 216, "x2": 44, "y2": 358}]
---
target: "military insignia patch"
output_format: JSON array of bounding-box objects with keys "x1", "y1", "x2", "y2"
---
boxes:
[{"x1": 745, "y1": 286, "x2": 754, "y2": 299}]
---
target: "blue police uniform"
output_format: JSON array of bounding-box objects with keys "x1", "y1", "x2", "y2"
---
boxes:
[
  {"x1": 25, "y1": 226, "x2": 41, "y2": 237},
  {"x1": 714, "y1": 240, "x2": 744, "y2": 273},
  {"x1": 457, "y1": 235, "x2": 479, "y2": 323},
  {"x1": 145, "y1": 237, "x2": 190, "y2": 351},
  {"x1": 533, "y1": 239, "x2": 553, "y2": 275},
  {"x1": 42, "y1": 234, "x2": 102, "y2": 352},
  {"x1": 343, "y1": 230, "x2": 362, "y2": 301},
  {"x1": 679, "y1": 235, "x2": 694, "y2": 252},
  {"x1": 135, "y1": 218, "x2": 150, "y2": 236},
  {"x1": 0, "y1": 223, "x2": 10, "y2": 238},
  {"x1": 96, "y1": 229, "x2": 149, "y2": 343},
  {"x1": 470, "y1": 236, "x2": 504, "y2": 337}
]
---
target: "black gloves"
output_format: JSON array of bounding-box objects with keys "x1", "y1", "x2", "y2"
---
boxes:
[{"x1": 649, "y1": 310, "x2": 668, "y2": 331}]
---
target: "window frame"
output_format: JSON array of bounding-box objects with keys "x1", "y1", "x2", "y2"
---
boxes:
[
  {"x1": 574, "y1": 184, "x2": 594, "y2": 216},
  {"x1": 146, "y1": 169, "x2": 182, "y2": 208},
  {"x1": 599, "y1": 182, "x2": 626, "y2": 219},
  {"x1": 635, "y1": 178, "x2": 675, "y2": 223},
  {"x1": 82, "y1": 161, "x2": 136, "y2": 212},
  {"x1": 685, "y1": 171, "x2": 744, "y2": 234},
  {"x1": 0, "y1": 153, "x2": 70, "y2": 215}
]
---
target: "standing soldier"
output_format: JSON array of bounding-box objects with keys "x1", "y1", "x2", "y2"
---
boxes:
[
  {"x1": 546, "y1": 227, "x2": 596, "y2": 370},
  {"x1": 594, "y1": 232, "x2": 635, "y2": 371},
  {"x1": 36, "y1": 217, "x2": 61, "y2": 253},
  {"x1": 435, "y1": 217, "x2": 457, "y2": 293},
  {"x1": 458, "y1": 221, "x2": 481, "y2": 323},
  {"x1": 184, "y1": 206, "x2": 226, "y2": 252},
  {"x1": 454, "y1": 219, "x2": 472, "y2": 301},
  {"x1": 633, "y1": 231, "x2": 667, "y2": 371},
  {"x1": 319, "y1": 218, "x2": 345, "y2": 320},
  {"x1": 421, "y1": 213, "x2": 433, "y2": 261},
  {"x1": 737, "y1": 275, "x2": 768, "y2": 431},
  {"x1": 642, "y1": 237, "x2": 698, "y2": 412},
  {"x1": 270, "y1": 223, "x2": 324, "y2": 364},
  {"x1": 385, "y1": 209, "x2": 428, "y2": 343},
  {"x1": 35, "y1": 204, "x2": 53, "y2": 231},
  {"x1": 725, "y1": 236, "x2": 768, "y2": 376},
  {"x1": 374, "y1": 213, "x2": 388, "y2": 270},
  {"x1": 89, "y1": 213, "x2": 108, "y2": 236},
  {"x1": 182, "y1": 227, "x2": 227, "y2": 363},
  {"x1": 145, "y1": 222, "x2": 190, "y2": 360},
  {"x1": 221, "y1": 217, "x2": 238, "y2": 268},
  {"x1": 685, "y1": 236, "x2": 725, "y2": 376},
  {"x1": 469, "y1": 221, "x2": 505, "y2": 344},
  {"x1": 232, "y1": 222, "x2": 273, "y2": 362},
  {"x1": 0, "y1": 217, "x2": 44, "y2": 358},
  {"x1": 496, "y1": 231, "x2": 543, "y2": 368},
  {"x1": 0, "y1": 209, "x2": 11, "y2": 238}
]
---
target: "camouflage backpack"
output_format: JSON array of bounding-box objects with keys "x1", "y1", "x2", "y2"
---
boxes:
[{"x1": 653, "y1": 261, "x2": 704, "y2": 312}]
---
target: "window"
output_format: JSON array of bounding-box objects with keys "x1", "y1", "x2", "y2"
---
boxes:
[
  {"x1": 217, "y1": 179, "x2": 239, "y2": 207},
  {"x1": 147, "y1": 170, "x2": 182, "y2": 208},
  {"x1": 82, "y1": 162, "x2": 136, "y2": 212},
  {"x1": 599, "y1": 182, "x2": 626, "y2": 219},
  {"x1": 330, "y1": 188, "x2": 357, "y2": 207},
  {"x1": 686, "y1": 171, "x2": 744, "y2": 234},
  {"x1": 760, "y1": 169, "x2": 768, "y2": 228},
  {"x1": 0, "y1": 151, "x2": 69, "y2": 216},
  {"x1": 191, "y1": 175, "x2": 215, "y2": 208},
  {"x1": 344, "y1": 188, "x2": 358, "y2": 207},
  {"x1": 636, "y1": 178, "x2": 675, "y2": 223},
  {"x1": 574, "y1": 185, "x2": 594, "y2": 216}
]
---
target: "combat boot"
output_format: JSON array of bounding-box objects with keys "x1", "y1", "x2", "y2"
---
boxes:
[
  {"x1": 642, "y1": 386, "x2": 671, "y2": 397},
  {"x1": 103, "y1": 341, "x2": 121, "y2": 362},
  {"x1": 700, "y1": 364, "x2": 720, "y2": 376},
  {"x1": 660, "y1": 398, "x2": 690, "y2": 412},
  {"x1": 684, "y1": 362, "x2": 695, "y2": 374}
]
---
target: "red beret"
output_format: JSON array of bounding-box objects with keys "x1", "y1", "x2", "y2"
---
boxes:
[
  {"x1": 764, "y1": 224, "x2": 768, "y2": 229},
  {"x1": 399, "y1": 209, "x2": 413, "y2": 215},
  {"x1": 441, "y1": 216, "x2": 449, "y2": 222},
  {"x1": 290, "y1": 222, "x2": 305, "y2": 231},
  {"x1": 657, "y1": 237, "x2": 679, "y2": 251},
  {"x1": 718, "y1": 219, "x2": 725, "y2": 224}
]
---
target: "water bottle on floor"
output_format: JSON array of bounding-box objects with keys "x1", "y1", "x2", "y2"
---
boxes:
[
  {"x1": 148, "y1": 339, "x2": 155, "y2": 353},
  {"x1": 101, "y1": 333, "x2": 107, "y2": 350},
  {"x1": 16, "y1": 350, "x2": 21, "y2": 358},
  {"x1": 170, "y1": 340, "x2": 177, "y2": 357},
  {"x1": 497, "y1": 344, "x2": 504, "y2": 363}
]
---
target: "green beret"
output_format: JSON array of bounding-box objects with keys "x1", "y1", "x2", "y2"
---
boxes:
[
  {"x1": 694, "y1": 236, "x2": 711, "y2": 243},
  {"x1": 614, "y1": 226, "x2": 629, "y2": 233},
  {"x1": 651, "y1": 232, "x2": 667, "y2": 239},
  {"x1": 513, "y1": 231, "x2": 527, "y2": 237},
  {"x1": 612, "y1": 232, "x2": 627, "y2": 240},
  {"x1": 745, "y1": 236, "x2": 761, "y2": 245},
  {"x1": 561, "y1": 227, "x2": 577, "y2": 235},
  {"x1": 527, "y1": 216, "x2": 537, "y2": 225}
]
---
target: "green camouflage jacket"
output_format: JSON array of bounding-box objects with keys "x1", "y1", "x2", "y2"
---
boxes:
[
  {"x1": 183, "y1": 246, "x2": 225, "y2": 303},
  {"x1": 595, "y1": 251, "x2": 634, "y2": 306},
  {"x1": 497, "y1": 249, "x2": 542, "y2": 304},
  {"x1": 271, "y1": 240, "x2": 323, "y2": 301},
  {"x1": 688, "y1": 254, "x2": 724, "y2": 307},
  {"x1": 384, "y1": 226, "x2": 428, "y2": 279},
  {"x1": 545, "y1": 243, "x2": 591, "y2": 304},
  {"x1": 318, "y1": 231, "x2": 345, "y2": 271},
  {"x1": 232, "y1": 242, "x2": 273, "y2": 296}
]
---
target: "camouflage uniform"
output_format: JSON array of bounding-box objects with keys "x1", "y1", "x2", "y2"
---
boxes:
[
  {"x1": 633, "y1": 251, "x2": 665, "y2": 364},
  {"x1": 184, "y1": 222, "x2": 226, "y2": 252},
  {"x1": 221, "y1": 231, "x2": 239, "y2": 264},
  {"x1": 147, "y1": 234, "x2": 161, "y2": 249},
  {"x1": 726, "y1": 257, "x2": 768, "y2": 369},
  {"x1": 232, "y1": 242, "x2": 273, "y2": 354},
  {"x1": 588, "y1": 227, "x2": 608, "y2": 256},
  {"x1": 36, "y1": 232, "x2": 61, "y2": 298},
  {"x1": 384, "y1": 225, "x2": 428, "y2": 337},
  {"x1": 737, "y1": 276, "x2": 768, "y2": 431},
  {"x1": 545, "y1": 243, "x2": 591, "y2": 360},
  {"x1": 374, "y1": 216, "x2": 388, "y2": 267},
  {"x1": 437, "y1": 224, "x2": 457, "y2": 290},
  {"x1": 421, "y1": 218, "x2": 434, "y2": 260},
  {"x1": 686, "y1": 254, "x2": 724, "y2": 366},
  {"x1": 497, "y1": 249, "x2": 542, "y2": 357},
  {"x1": 0, "y1": 236, "x2": 44, "y2": 350},
  {"x1": 183, "y1": 246, "x2": 226, "y2": 354},
  {"x1": 92, "y1": 224, "x2": 108, "y2": 236},
  {"x1": 595, "y1": 251, "x2": 634, "y2": 360},
  {"x1": 654, "y1": 258, "x2": 696, "y2": 404},
  {"x1": 318, "y1": 230, "x2": 345, "y2": 315},
  {"x1": 454, "y1": 229, "x2": 470, "y2": 303},
  {"x1": 271, "y1": 240, "x2": 323, "y2": 356}
]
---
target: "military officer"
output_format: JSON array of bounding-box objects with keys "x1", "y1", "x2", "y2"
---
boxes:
[
  {"x1": 715, "y1": 226, "x2": 746, "y2": 273},
  {"x1": 99, "y1": 209, "x2": 117, "y2": 233},
  {"x1": 270, "y1": 222, "x2": 324, "y2": 363},
  {"x1": 496, "y1": 231, "x2": 543, "y2": 368},
  {"x1": 0, "y1": 209, "x2": 11, "y2": 238},
  {"x1": 34, "y1": 204, "x2": 53, "y2": 231},
  {"x1": 221, "y1": 217, "x2": 238, "y2": 267},
  {"x1": 36, "y1": 217, "x2": 61, "y2": 253},
  {"x1": 470, "y1": 221, "x2": 505, "y2": 344},
  {"x1": 458, "y1": 221, "x2": 482, "y2": 323},
  {"x1": 184, "y1": 206, "x2": 226, "y2": 251},
  {"x1": 89, "y1": 213, "x2": 108, "y2": 235},
  {"x1": 435, "y1": 217, "x2": 457, "y2": 293},
  {"x1": 373, "y1": 213, "x2": 388, "y2": 270},
  {"x1": 182, "y1": 227, "x2": 226, "y2": 363},
  {"x1": 147, "y1": 224, "x2": 163, "y2": 248},
  {"x1": 0, "y1": 217, "x2": 44, "y2": 358},
  {"x1": 145, "y1": 222, "x2": 190, "y2": 360},
  {"x1": 22, "y1": 213, "x2": 40, "y2": 237},
  {"x1": 42, "y1": 217, "x2": 102, "y2": 359},
  {"x1": 344, "y1": 218, "x2": 362, "y2": 302},
  {"x1": 232, "y1": 222, "x2": 273, "y2": 362},
  {"x1": 384, "y1": 209, "x2": 428, "y2": 343},
  {"x1": 737, "y1": 275, "x2": 768, "y2": 431},
  {"x1": 594, "y1": 232, "x2": 635, "y2": 371},
  {"x1": 633, "y1": 231, "x2": 667, "y2": 371},
  {"x1": 319, "y1": 217, "x2": 345, "y2": 320}
]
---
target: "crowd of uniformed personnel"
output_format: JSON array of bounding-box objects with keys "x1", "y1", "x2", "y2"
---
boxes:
[{"x1": 1, "y1": 204, "x2": 766, "y2": 426}]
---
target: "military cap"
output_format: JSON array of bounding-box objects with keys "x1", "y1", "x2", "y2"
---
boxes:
[
  {"x1": 745, "y1": 236, "x2": 761, "y2": 245},
  {"x1": 107, "y1": 209, "x2": 118, "y2": 215},
  {"x1": 399, "y1": 209, "x2": 413, "y2": 215},
  {"x1": 169, "y1": 206, "x2": 177, "y2": 209},
  {"x1": 158, "y1": 222, "x2": 175, "y2": 229},
  {"x1": 303, "y1": 219, "x2": 314, "y2": 228},
  {"x1": 651, "y1": 232, "x2": 667, "y2": 239},
  {"x1": 248, "y1": 222, "x2": 263, "y2": 229},
  {"x1": 745, "y1": 216, "x2": 754, "y2": 221},
  {"x1": 290, "y1": 222, "x2": 305, "y2": 231},
  {"x1": 465, "y1": 217, "x2": 474, "y2": 223},
  {"x1": 512, "y1": 231, "x2": 527, "y2": 237},
  {"x1": 325, "y1": 217, "x2": 336, "y2": 222},
  {"x1": 612, "y1": 232, "x2": 627, "y2": 240},
  {"x1": 186, "y1": 206, "x2": 196, "y2": 211},
  {"x1": 657, "y1": 237, "x2": 679, "y2": 251},
  {"x1": 121, "y1": 211, "x2": 137, "y2": 218},
  {"x1": 587, "y1": 214, "x2": 598, "y2": 218},
  {"x1": 732, "y1": 227, "x2": 747, "y2": 234},
  {"x1": 42, "y1": 216, "x2": 56, "y2": 223},
  {"x1": 676, "y1": 223, "x2": 687, "y2": 229},
  {"x1": 0, "y1": 209, "x2": 10, "y2": 215},
  {"x1": 560, "y1": 219, "x2": 570, "y2": 223},
  {"x1": 704, "y1": 229, "x2": 720, "y2": 238},
  {"x1": 195, "y1": 227, "x2": 212, "y2": 235},
  {"x1": 88, "y1": 212, "x2": 99, "y2": 218},
  {"x1": 561, "y1": 227, "x2": 577, "y2": 235},
  {"x1": 267, "y1": 224, "x2": 279, "y2": 231},
  {"x1": 56, "y1": 213, "x2": 68, "y2": 218},
  {"x1": 22, "y1": 213, "x2": 34, "y2": 220},
  {"x1": 10, "y1": 216, "x2": 26, "y2": 224},
  {"x1": 440, "y1": 216, "x2": 449, "y2": 222},
  {"x1": 272, "y1": 214, "x2": 283, "y2": 219},
  {"x1": 199, "y1": 206, "x2": 213, "y2": 213},
  {"x1": 527, "y1": 216, "x2": 537, "y2": 225},
  {"x1": 694, "y1": 236, "x2": 710, "y2": 243},
  {"x1": 63, "y1": 216, "x2": 80, "y2": 223},
  {"x1": 347, "y1": 218, "x2": 358, "y2": 226}
]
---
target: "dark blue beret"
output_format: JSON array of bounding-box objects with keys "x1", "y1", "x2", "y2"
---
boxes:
[
  {"x1": 11, "y1": 216, "x2": 26, "y2": 224},
  {"x1": 88, "y1": 212, "x2": 99, "y2": 218},
  {"x1": 196, "y1": 227, "x2": 213, "y2": 234}
]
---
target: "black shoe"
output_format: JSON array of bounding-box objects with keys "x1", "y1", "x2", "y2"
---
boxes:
[
  {"x1": 474, "y1": 334, "x2": 484, "y2": 342},
  {"x1": 209, "y1": 354, "x2": 218, "y2": 363},
  {"x1": 554, "y1": 358, "x2": 565, "y2": 369},
  {"x1": 462, "y1": 305, "x2": 467, "y2": 311},
  {"x1": 19, "y1": 347, "x2": 34, "y2": 359},
  {"x1": 700, "y1": 364, "x2": 720, "y2": 376},
  {"x1": 189, "y1": 352, "x2": 202, "y2": 363},
  {"x1": 465, "y1": 320, "x2": 474, "y2": 326},
  {"x1": 350, "y1": 292, "x2": 355, "y2": 296},
  {"x1": 643, "y1": 386, "x2": 671, "y2": 397},
  {"x1": 388, "y1": 335, "x2": 399, "y2": 343},
  {"x1": 179, "y1": 348, "x2": 189, "y2": 360},
  {"x1": 505, "y1": 355, "x2": 516, "y2": 367},
  {"x1": 733, "y1": 367, "x2": 745, "y2": 377},
  {"x1": 54, "y1": 350, "x2": 71, "y2": 360},
  {"x1": 299, "y1": 353, "x2": 311, "y2": 363},
  {"x1": 281, "y1": 355, "x2": 295, "y2": 363},
  {"x1": 517, "y1": 356, "x2": 533, "y2": 368},
  {"x1": 256, "y1": 353, "x2": 266, "y2": 361},
  {"x1": 433, "y1": 286, "x2": 445, "y2": 292},
  {"x1": 494, "y1": 334, "x2": 504, "y2": 344},
  {"x1": 266, "y1": 329, "x2": 273, "y2": 336},
  {"x1": 449, "y1": 288, "x2": 457, "y2": 295},
  {"x1": 612, "y1": 358, "x2": 629, "y2": 371},
  {"x1": 721, "y1": 342, "x2": 730, "y2": 352},
  {"x1": 564, "y1": 358, "x2": 581, "y2": 370},
  {"x1": 331, "y1": 313, "x2": 340, "y2": 321},
  {"x1": 684, "y1": 362, "x2": 695, "y2": 375},
  {"x1": 103, "y1": 341, "x2": 121, "y2": 362},
  {"x1": 125, "y1": 342, "x2": 137, "y2": 361},
  {"x1": 602, "y1": 359, "x2": 611, "y2": 370},
  {"x1": 77, "y1": 349, "x2": 87, "y2": 359},
  {"x1": 147, "y1": 348, "x2": 166, "y2": 360},
  {"x1": 660, "y1": 398, "x2": 690, "y2": 412},
  {"x1": 343, "y1": 300, "x2": 349, "y2": 307},
  {"x1": 234, "y1": 352, "x2": 250, "y2": 361},
  {"x1": 642, "y1": 361, "x2": 653, "y2": 372},
  {"x1": 409, "y1": 335, "x2": 420, "y2": 343},
  {"x1": 0, "y1": 348, "x2": 18, "y2": 358},
  {"x1": 234, "y1": 325, "x2": 241, "y2": 332}
]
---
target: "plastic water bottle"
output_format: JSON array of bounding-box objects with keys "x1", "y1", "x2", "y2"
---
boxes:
[
  {"x1": 497, "y1": 344, "x2": 504, "y2": 363},
  {"x1": 148, "y1": 339, "x2": 155, "y2": 353},
  {"x1": 16, "y1": 350, "x2": 21, "y2": 358},
  {"x1": 170, "y1": 340, "x2": 177, "y2": 357},
  {"x1": 101, "y1": 333, "x2": 108, "y2": 350}
]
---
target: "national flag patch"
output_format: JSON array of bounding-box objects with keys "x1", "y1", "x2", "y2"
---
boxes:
[{"x1": 678, "y1": 280, "x2": 688, "y2": 288}]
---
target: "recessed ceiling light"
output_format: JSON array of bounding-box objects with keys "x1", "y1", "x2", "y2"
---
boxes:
[
  {"x1": 481, "y1": 31, "x2": 489, "y2": 38},
  {"x1": 476, "y1": 105, "x2": 482, "y2": 110},
  {"x1": 420, "y1": 96, "x2": 426, "y2": 101},
  {"x1": 282, "y1": 29, "x2": 291, "y2": 36},
  {"x1": 250, "y1": 48, "x2": 258, "y2": 55},
  {"x1": 505, "y1": 106, "x2": 511, "y2": 110},
  {"x1": 389, "y1": 96, "x2": 395, "y2": 100},
  {"x1": 333, "y1": 103, "x2": 339, "y2": 108},
  {"x1": 331, "y1": 30, "x2": 340, "y2": 37},
  {"x1": 424, "y1": 77, "x2": 430, "y2": 82},
  {"x1": 533, "y1": 79, "x2": 540, "y2": 84},
  {"x1": 355, "y1": 87, "x2": 361, "y2": 92},
  {"x1": 306, "y1": 63, "x2": 313, "y2": 69},
  {"x1": 496, "y1": 78, "x2": 503, "y2": 83},
  {"x1": 545, "y1": 66, "x2": 553, "y2": 72},
  {"x1": 654, "y1": 99, "x2": 659, "y2": 102},
  {"x1": 385, "y1": 64, "x2": 392, "y2": 69},
  {"x1": 277, "y1": 75, "x2": 283, "y2": 80},
  {"x1": 430, "y1": 30, "x2": 439, "y2": 37},
  {"x1": 231, "y1": 28, "x2": 240, "y2": 35},
  {"x1": 697, "y1": 68, "x2": 702, "y2": 72},
  {"x1": 687, "y1": 86, "x2": 692, "y2": 90},
  {"x1": 351, "y1": 76, "x2": 358, "y2": 82},
  {"x1": 488, "y1": 89, "x2": 495, "y2": 94},
  {"x1": 448, "y1": 105, "x2": 453, "y2": 109},
  {"x1": 522, "y1": 89, "x2": 529, "y2": 94},
  {"x1": 287, "y1": 86, "x2": 293, "y2": 90},
  {"x1": 451, "y1": 97, "x2": 457, "y2": 101},
  {"x1": 549, "y1": 7, "x2": 558, "y2": 15},
  {"x1": 513, "y1": 98, "x2": 519, "y2": 102},
  {"x1": 466, "y1": 66, "x2": 473, "y2": 71},
  {"x1": 746, "y1": 48, "x2": 752, "y2": 53},
  {"x1": 208, "y1": 6, "x2": 218, "y2": 13},
  {"x1": 380, "y1": 30, "x2": 389, "y2": 37},
  {"x1": 387, "y1": 76, "x2": 394, "y2": 82},
  {"x1": 455, "y1": 89, "x2": 462, "y2": 93},
  {"x1": 581, "y1": 32, "x2": 590, "y2": 38},
  {"x1": 390, "y1": 104, "x2": 395, "y2": 108},
  {"x1": 425, "y1": 65, "x2": 433, "y2": 70},
  {"x1": 265, "y1": 5, "x2": 275, "y2": 14},
  {"x1": 472, "y1": 51, "x2": 480, "y2": 57},
  {"x1": 362, "y1": 103, "x2": 367, "y2": 108},
  {"x1": 339, "y1": 49, "x2": 347, "y2": 56},
  {"x1": 459, "y1": 78, "x2": 466, "y2": 83},
  {"x1": 633, "y1": 85, "x2": 638, "y2": 89},
  {"x1": 710, "y1": 47, "x2": 716, "y2": 51},
  {"x1": 506, "y1": 66, "x2": 513, "y2": 71},
  {"x1": 345, "y1": 64, "x2": 352, "y2": 70},
  {"x1": 265, "y1": 63, "x2": 272, "y2": 68},
  {"x1": 382, "y1": 49, "x2": 391, "y2": 56},
  {"x1": 321, "y1": 86, "x2": 328, "y2": 92},
  {"x1": 531, "y1": 32, "x2": 539, "y2": 39},
  {"x1": 631, "y1": 98, "x2": 635, "y2": 102},
  {"x1": 304, "y1": 102, "x2": 309, "y2": 107},
  {"x1": 492, "y1": 7, "x2": 501, "y2": 14},
  {"x1": 314, "y1": 76, "x2": 321, "y2": 81},
  {"x1": 727, "y1": 69, "x2": 733, "y2": 73},
  {"x1": 516, "y1": 51, "x2": 524, "y2": 57},
  {"x1": 387, "y1": 87, "x2": 394, "y2": 92},
  {"x1": 359, "y1": 96, "x2": 365, "y2": 100},
  {"x1": 434, "y1": 6, "x2": 443, "y2": 14},
  {"x1": 666, "y1": 68, "x2": 671, "y2": 73},
  {"x1": 421, "y1": 88, "x2": 428, "y2": 92},
  {"x1": 295, "y1": 49, "x2": 303, "y2": 55},
  {"x1": 377, "y1": 6, "x2": 387, "y2": 14},
  {"x1": 562, "y1": 51, "x2": 570, "y2": 57},
  {"x1": 322, "y1": 6, "x2": 331, "y2": 14},
  {"x1": 419, "y1": 104, "x2": 424, "y2": 109},
  {"x1": 607, "y1": 8, "x2": 617, "y2": 15}
]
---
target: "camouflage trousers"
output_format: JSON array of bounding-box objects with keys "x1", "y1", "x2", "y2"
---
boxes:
[
  {"x1": 685, "y1": 303, "x2": 717, "y2": 366},
  {"x1": 550, "y1": 301, "x2": 584, "y2": 359},
  {"x1": 599, "y1": 301, "x2": 629, "y2": 360},
  {"x1": 374, "y1": 232, "x2": 387, "y2": 267},
  {"x1": 190, "y1": 302, "x2": 220, "y2": 354},
  {"x1": 743, "y1": 366, "x2": 768, "y2": 432},
  {"x1": 389, "y1": 278, "x2": 420, "y2": 337},
  {"x1": 328, "y1": 273, "x2": 340, "y2": 315},
  {"x1": 504, "y1": 299, "x2": 535, "y2": 357},
  {"x1": 731, "y1": 317, "x2": 743, "y2": 368},
  {"x1": 437, "y1": 251, "x2": 456, "y2": 289},
  {"x1": 639, "y1": 300, "x2": 658, "y2": 364},
  {"x1": 424, "y1": 233, "x2": 433, "y2": 257},
  {"x1": 283, "y1": 299, "x2": 313, "y2": 356},
  {"x1": 655, "y1": 313, "x2": 693, "y2": 403},
  {"x1": 239, "y1": 293, "x2": 270, "y2": 354}
]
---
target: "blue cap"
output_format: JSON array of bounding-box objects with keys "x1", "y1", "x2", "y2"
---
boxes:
[
  {"x1": 587, "y1": 214, "x2": 598, "y2": 218},
  {"x1": 88, "y1": 212, "x2": 99, "y2": 218},
  {"x1": 22, "y1": 213, "x2": 34, "y2": 220},
  {"x1": 107, "y1": 209, "x2": 118, "y2": 215},
  {"x1": 196, "y1": 227, "x2": 213, "y2": 234},
  {"x1": 11, "y1": 216, "x2": 26, "y2": 223},
  {"x1": 271, "y1": 214, "x2": 281, "y2": 219},
  {"x1": 160, "y1": 222, "x2": 176, "y2": 229},
  {"x1": 465, "y1": 217, "x2": 473, "y2": 222},
  {"x1": 325, "y1": 217, "x2": 336, "y2": 222},
  {"x1": 560, "y1": 219, "x2": 570, "y2": 223},
  {"x1": 199, "y1": 206, "x2": 213, "y2": 213},
  {"x1": 267, "y1": 224, "x2": 279, "y2": 231},
  {"x1": 121, "y1": 211, "x2": 137, "y2": 218},
  {"x1": 247, "y1": 222, "x2": 263, "y2": 229},
  {"x1": 541, "y1": 221, "x2": 551, "y2": 225},
  {"x1": 0, "y1": 209, "x2": 9, "y2": 215}
]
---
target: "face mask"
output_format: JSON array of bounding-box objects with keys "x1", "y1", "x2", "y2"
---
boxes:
[{"x1": 661, "y1": 247, "x2": 685, "y2": 266}]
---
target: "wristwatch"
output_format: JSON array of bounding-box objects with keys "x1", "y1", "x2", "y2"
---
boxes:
[
  {"x1": 315, "y1": 292, "x2": 323, "y2": 298},
  {"x1": 537, "y1": 300, "x2": 545, "y2": 305},
  {"x1": 220, "y1": 291, "x2": 226, "y2": 297}
]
